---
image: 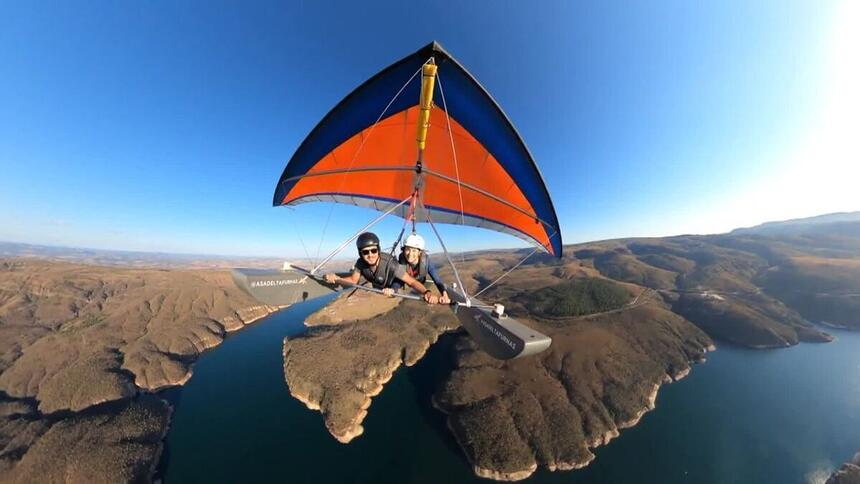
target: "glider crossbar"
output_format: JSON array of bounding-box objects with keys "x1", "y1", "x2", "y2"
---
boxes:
[
  {"x1": 419, "y1": 199, "x2": 470, "y2": 304},
  {"x1": 311, "y1": 194, "x2": 413, "y2": 274},
  {"x1": 282, "y1": 165, "x2": 415, "y2": 183},
  {"x1": 346, "y1": 283, "x2": 424, "y2": 301},
  {"x1": 287, "y1": 263, "x2": 426, "y2": 302}
]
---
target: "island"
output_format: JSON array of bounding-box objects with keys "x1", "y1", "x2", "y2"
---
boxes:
[{"x1": 283, "y1": 291, "x2": 459, "y2": 442}]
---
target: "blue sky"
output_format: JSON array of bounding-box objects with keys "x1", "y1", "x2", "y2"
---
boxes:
[{"x1": 1, "y1": 1, "x2": 857, "y2": 259}]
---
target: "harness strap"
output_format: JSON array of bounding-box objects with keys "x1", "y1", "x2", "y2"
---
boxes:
[
  {"x1": 389, "y1": 189, "x2": 419, "y2": 256},
  {"x1": 407, "y1": 189, "x2": 418, "y2": 234}
]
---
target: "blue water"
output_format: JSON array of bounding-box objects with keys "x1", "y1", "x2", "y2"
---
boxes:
[{"x1": 160, "y1": 299, "x2": 860, "y2": 483}]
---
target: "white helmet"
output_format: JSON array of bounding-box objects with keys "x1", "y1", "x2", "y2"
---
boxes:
[{"x1": 404, "y1": 233, "x2": 425, "y2": 251}]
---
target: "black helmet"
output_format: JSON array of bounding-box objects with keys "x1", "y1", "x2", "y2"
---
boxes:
[{"x1": 356, "y1": 232, "x2": 380, "y2": 250}]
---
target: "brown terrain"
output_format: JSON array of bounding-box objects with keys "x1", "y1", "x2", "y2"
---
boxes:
[
  {"x1": 0, "y1": 241, "x2": 286, "y2": 270},
  {"x1": 427, "y1": 251, "x2": 714, "y2": 479},
  {"x1": 828, "y1": 453, "x2": 860, "y2": 484},
  {"x1": 283, "y1": 290, "x2": 459, "y2": 443},
  {"x1": 1, "y1": 212, "x2": 858, "y2": 482},
  {"x1": 0, "y1": 259, "x2": 279, "y2": 482},
  {"x1": 280, "y1": 214, "x2": 860, "y2": 480}
]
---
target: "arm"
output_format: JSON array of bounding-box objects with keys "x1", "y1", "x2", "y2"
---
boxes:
[
  {"x1": 398, "y1": 272, "x2": 437, "y2": 304},
  {"x1": 426, "y1": 261, "x2": 450, "y2": 304},
  {"x1": 384, "y1": 278, "x2": 404, "y2": 298},
  {"x1": 324, "y1": 269, "x2": 361, "y2": 286}
]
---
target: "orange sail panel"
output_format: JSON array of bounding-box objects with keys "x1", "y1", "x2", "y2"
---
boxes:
[
  {"x1": 273, "y1": 42, "x2": 562, "y2": 256},
  {"x1": 281, "y1": 106, "x2": 551, "y2": 252}
]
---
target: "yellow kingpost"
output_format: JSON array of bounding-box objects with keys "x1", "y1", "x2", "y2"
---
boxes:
[{"x1": 416, "y1": 60, "x2": 438, "y2": 153}]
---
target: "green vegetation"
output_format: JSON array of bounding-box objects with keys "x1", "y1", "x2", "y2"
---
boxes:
[{"x1": 522, "y1": 278, "x2": 631, "y2": 318}]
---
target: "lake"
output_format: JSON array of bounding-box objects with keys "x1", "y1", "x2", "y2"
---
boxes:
[{"x1": 159, "y1": 298, "x2": 860, "y2": 483}]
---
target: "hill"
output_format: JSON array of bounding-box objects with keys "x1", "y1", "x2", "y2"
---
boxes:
[
  {"x1": 1, "y1": 212, "x2": 859, "y2": 482},
  {"x1": 283, "y1": 213, "x2": 859, "y2": 480},
  {"x1": 420, "y1": 214, "x2": 859, "y2": 478},
  {"x1": 0, "y1": 259, "x2": 279, "y2": 481},
  {"x1": 731, "y1": 212, "x2": 860, "y2": 236}
]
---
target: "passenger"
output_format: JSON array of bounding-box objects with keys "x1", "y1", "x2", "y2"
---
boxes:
[
  {"x1": 323, "y1": 232, "x2": 437, "y2": 304},
  {"x1": 386, "y1": 233, "x2": 451, "y2": 304}
]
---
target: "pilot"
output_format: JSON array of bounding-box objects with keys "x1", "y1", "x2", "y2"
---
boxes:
[
  {"x1": 386, "y1": 233, "x2": 450, "y2": 304},
  {"x1": 323, "y1": 232, "x2": 437, "y2": 304}
]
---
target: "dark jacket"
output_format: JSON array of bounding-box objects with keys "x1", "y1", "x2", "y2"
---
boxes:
[{"x1": 352, "y1": 252, "x2": 406, "y2": 289}]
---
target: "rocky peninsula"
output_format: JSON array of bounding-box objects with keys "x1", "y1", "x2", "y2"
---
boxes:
[
  {"x1": 827, "y1": 453, "x2": 860, "y2": 484},
  {"x1": 282, "y1": 255, "x2": 716, "y2": 480},
  {"x1": 283, "y1": 290, "x2": 459, "y2": 442},
  {"x1": 431, "y1": 271, "x2": 713, "y2": 480},
  {"x1": 278, "y1": 214, "x2": 860, "y2": 481},
  {"x1": 0, "y1": 259, "x2": 280, "y2": 482}
]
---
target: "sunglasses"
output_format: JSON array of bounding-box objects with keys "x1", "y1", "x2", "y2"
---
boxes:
[{"x1": 360, "y1": 247, "x2": 379, "y2": 256}]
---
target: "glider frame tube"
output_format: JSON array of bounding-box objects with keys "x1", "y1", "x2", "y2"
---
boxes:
[
  {"x1": 281, "y1": 165, "x2": 416, "y2": 184},
  {"x1": 278, "y1": 166, "x2": 556, "y2": 253},
  {"x1": 287, "y1": 263, "x2": 426, "y2": 302},
  {"x1": 311, "y1": 193, "x2": 414, "y2": 274}
]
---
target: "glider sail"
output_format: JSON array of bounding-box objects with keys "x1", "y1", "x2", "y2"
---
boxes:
[
  {"x1": 236, "y1": 41, "x2": 560, "y2": 359},
  {"x1": 273, "y1": 41, "x2": 562, "y2": 257}
]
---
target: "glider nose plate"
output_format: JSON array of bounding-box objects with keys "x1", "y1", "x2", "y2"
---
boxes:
[{"x1": 449, "y1": 288, "x2": 551, "y2": 359}]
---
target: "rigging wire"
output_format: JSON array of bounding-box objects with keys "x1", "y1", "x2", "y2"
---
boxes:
[
  {"x1": 472, "y1": 224, "x2": 558, "y2": 299},
  {"x1": 312, "y1": 61, "x2": 429, "y2": 264},
  {"x1": 295, "y1": 58, "x2": 558, "y2": 304},
  {"x1": 389, "y1": 190, "x2": 418, "y2": 255},
  {"x1": 286, "y1": 206, "x2": 315, "y2": 269},
  {"x1": 311, "y1": 194, "x2": 414, "y2": 274},
  {"x1": 389, "y1": 214, "x2": 409, "y2": 255},
  {"x1": 435, "y1": 75, "x2": 467, "y2": 228},
  {"x1": 437, "y1": 75, "x2": 474, "y2": 264},
  {"x1": 473, "y1": 245, "x2": 541, "y2": 298},
  {"x1": 419, "y1": 200, "x2": 470, "y2": 303}
]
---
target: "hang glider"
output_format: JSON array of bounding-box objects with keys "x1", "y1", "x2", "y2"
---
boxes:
[{"x1": 234, "y1": 41, "x2": 562, "y2": 359}]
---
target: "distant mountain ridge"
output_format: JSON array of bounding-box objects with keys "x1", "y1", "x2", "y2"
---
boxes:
[
  {"x1": 731, "y1": 211, "x2": 860, "y2": 236},
  {"x1": 0, "y1": 241, "x2": 357, "y2": 271},
  {"x1": 0, "y1": 241, "x2": 281, "y2": 268},
  {"x1": 5, "y1": 211, "x2": 859, "y2": 265}
]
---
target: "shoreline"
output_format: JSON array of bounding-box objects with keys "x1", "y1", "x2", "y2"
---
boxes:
[
  {"x1": 144, "y1": 304, "x2": 283, "y2": 391},
  {"x1": 284, "y1": 325, "x2": 452, "y2": 443},
  {"x1": 435, "y1": 344, "x2": 716, "y2": 481},
  {"x1": 148, "y1": 303, "x2": 283, "y2": 477},
  {"x1": 0, "y1": 260, "x2": 289, "y2": 483}
]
